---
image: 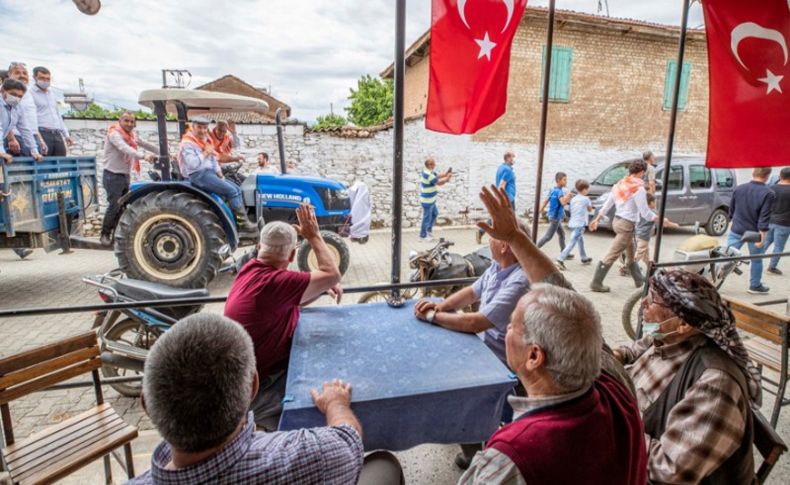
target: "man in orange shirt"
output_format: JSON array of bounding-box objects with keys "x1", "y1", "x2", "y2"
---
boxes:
[{"x1": 209, "y1": 120, "x2": 244, "y2": 164}]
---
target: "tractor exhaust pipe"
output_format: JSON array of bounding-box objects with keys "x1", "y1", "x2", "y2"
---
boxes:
[{"x1": 275, "y1": 108, "x2": 287, "y2": 175}]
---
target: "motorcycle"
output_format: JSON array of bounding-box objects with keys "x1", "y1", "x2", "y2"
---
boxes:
[
  {"x1": 84, "y1": 272, "x2": 207, "y2": 397},
  {"x1": 620, "y1": 229, "x2": 760, "y2": 340},
  {"x1": 357, "y1": 238, "x2": 491, "y2": 304}
]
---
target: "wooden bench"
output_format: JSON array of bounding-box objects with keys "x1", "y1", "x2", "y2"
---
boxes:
[
  {"x1": 725, "y1": 297, "x2": 790, "y2": 428},
  {"x1": 0, "y1": 332, "x2": 137, "y2": 484}
]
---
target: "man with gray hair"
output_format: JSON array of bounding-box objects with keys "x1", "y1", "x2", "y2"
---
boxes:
[
  {"x1": 129, "y1": 312, "x2": 366, "y2": 484},
  {"x1": 225, "y1": 202, "x2": 342, "y2": 429},
  {"x1": 459, "y1": 186, "x2": 646, "y2": 484}
]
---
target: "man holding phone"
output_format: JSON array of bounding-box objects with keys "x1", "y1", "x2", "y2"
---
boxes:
[{"x1": 419, "y1": 157, "x2": 453, "y2": 242}]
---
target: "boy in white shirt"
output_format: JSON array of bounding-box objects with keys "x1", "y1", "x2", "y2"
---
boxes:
[{"x1": 556, "y1": 180, "x2": 593, "y2": 269}]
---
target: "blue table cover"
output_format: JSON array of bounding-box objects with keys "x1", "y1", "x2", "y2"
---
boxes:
[{"x1": 278, "y1": 301, "x2": 517, "y2": 451}]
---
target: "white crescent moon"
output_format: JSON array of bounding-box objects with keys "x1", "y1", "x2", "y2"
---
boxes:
[
  {"x1": 457, "y1": 0, "x2": 470, "y2": 29},
  {"x1": 731, "y1": 22, "x2": 788, "y2": 70},
  {"x1": 501, "y1": 0, "x2": 514, "y2": 33}
]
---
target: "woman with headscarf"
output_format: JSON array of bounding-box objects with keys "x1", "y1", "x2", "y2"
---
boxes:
[{"x1": 614, "y1": 269, "x2": 761, "y2": 485}]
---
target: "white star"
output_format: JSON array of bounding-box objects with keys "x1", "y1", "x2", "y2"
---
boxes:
[
  {"x1": 475, "y1": 32, "x2": 497, "y2": 61},
  {"x1": 757, "y1": 68, "x2": 784, "y2": 94}
]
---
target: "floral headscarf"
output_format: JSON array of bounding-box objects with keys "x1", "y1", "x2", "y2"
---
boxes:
[{"x1": 650, "y1": 269, "x2": 762, "y2": 405}]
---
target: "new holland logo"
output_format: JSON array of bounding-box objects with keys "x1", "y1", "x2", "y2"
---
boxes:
[{"x1": 261, "y1": 193, "x2": 303, "y2": 202}]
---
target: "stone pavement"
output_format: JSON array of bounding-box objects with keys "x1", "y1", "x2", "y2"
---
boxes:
[{"x1": 0, "y1": 225, "x2": 788, "y2": 483}]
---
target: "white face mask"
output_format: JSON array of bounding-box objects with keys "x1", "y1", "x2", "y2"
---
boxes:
[
  {"x1": 4, "y1": 94, "x2": 21, "y2": 108},
  {"x1": 36, "y1": 80, "x2": 50, "y2": 90},
  {"x1": 642, "y1": 317, "x2": 679, "y2": 341}
]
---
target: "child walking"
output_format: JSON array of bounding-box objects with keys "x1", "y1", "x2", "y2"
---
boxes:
[
  {"x1": 556, "y1": 180, "x2": 593, "y2": 269},
  {"x1": 634, "y1": 193, "x2": 679, "y2": 268},
  {"x1": 537, "y1": 172, "x2": 573, "y2": 255}
]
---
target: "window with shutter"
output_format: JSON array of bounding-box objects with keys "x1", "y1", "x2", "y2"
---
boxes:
[
  {"x1": 663, "y1": 60, "x2": 691, "y2": 111},
  {"x1": 541, "y1": 46, "x2": 573, "y2": 102}
]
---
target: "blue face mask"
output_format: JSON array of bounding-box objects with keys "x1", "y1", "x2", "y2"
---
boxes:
[{"x1": 642, "y1": 317, "x2": 679, "y2": 340}]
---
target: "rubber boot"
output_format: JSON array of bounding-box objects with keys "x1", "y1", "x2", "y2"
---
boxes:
[
  {"x1": 234, "y1": 210, "x2": 258, "y2": 233},
  {"x1": 629, "y1": 262, "x2": 646, "y2": 288},
  {"x1": 590, "y1": 262, "x2": 612, "y2": 293}
]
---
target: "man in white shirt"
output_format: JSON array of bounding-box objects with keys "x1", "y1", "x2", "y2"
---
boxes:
[
  {"x1": 5, "y1": 63, "x2": 44, "y2": 157},
  {"x1": 589, "y1": 159, "x2": 656, "y2": 292},
  {"x1": 31, "y1": 66, "x2": 71, "y2": 156}
]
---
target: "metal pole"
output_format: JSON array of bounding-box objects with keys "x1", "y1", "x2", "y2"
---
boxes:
[
  {"x1": 153, "y1": 101, "x2": 171, "y2": 181},
  {"x1": 275, "y1": 108, "x2": 287, "y2": 174},
  {"x1": 652, "y1": 0, "x2": 691, "y2": 265},
  {"x1": 531, "y1": 0, "x2": 557, "y2": 241},
  {"x1": 389, "y1": 0, "x2": 406, "y2": 306}
]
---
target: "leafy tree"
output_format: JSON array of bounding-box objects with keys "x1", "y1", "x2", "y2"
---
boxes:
[
  {"x1": 345, "y1": 75, "x2": 393, "y2": 127},
  {"x1": 65, "y1": 103, "x2": 174, "y2": 120},
  {"x1": 313, "y1": 113, "x2": 348, "y2": 130}
]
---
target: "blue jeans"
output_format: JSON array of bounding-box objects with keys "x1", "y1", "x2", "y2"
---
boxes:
[
  {"x1": 727, "y1": 231, "x2": 766, "y2": 289},
  {"x1": 420, "y1": 203, "x2": 438, "y2": 238},
  {"x1": 559, "y1": 227, "x2": 587, "y2": 261},
  {"x1": 765, "y1": 223, "x2": 790, "y2": 270},
  {"x1": 189, "y1": 169, "x2": 243, "y2": 211}
]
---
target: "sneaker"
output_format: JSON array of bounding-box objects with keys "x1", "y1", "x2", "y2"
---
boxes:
[
  {"x1": 748, "y1": 285, "x2": 770, "y2": 295},
  {"x1": 565, "y1": 254, "x2": 575, "y2": 260},
  {"x1": 100, "y1": 234, "x2": 112, "y2": 247},
  {"x1": 767, "y1": 267, "x2": 783, "y2": 276},
  {"x1": 555, "y1": 259, "x2": 566, "y2": 270},
  {"x1": 581, "y1": 257, "x2": 593, "y2": 265}
]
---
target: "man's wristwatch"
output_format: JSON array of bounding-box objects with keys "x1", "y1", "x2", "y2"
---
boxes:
[{"x1": 426, "y1": 309, "x2": 436, "y2": 323}]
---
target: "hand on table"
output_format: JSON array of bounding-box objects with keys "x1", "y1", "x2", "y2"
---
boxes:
[
  {"x1": 477, "y1": 185, "x2": 520, "y2": 242},
  {"x1": 311, "y1": 379, "x2": 352, "y2": 414},
  {"x1": 414, "y1": 299, "x2": 438, "y2": 320}
]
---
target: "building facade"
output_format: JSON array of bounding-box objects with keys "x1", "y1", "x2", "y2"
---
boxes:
[{"x1": 383, "y1": 7, "x2": 709, "y2": 153}]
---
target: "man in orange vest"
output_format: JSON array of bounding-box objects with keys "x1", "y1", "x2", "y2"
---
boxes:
[{"x1": 209, "y1": 120, "x2": 244, "y2": 164}]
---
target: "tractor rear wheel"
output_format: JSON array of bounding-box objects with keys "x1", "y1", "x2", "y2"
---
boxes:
[
  {"x1": 297, "y1": 230, "x2": 350, "y2": 276},
  {"x1": 115, "y1": 190, "x2": 226, "y2": 288}
]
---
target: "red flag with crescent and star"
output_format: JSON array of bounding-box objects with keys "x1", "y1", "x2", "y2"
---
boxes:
[
  {"x1": 702, "y1": 0, "x2": 790, "y2": 168},
  {"x1": 426, "y1": 0, "x2": 527, "y2": 134}
]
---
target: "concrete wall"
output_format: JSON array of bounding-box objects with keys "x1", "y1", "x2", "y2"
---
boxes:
[{"x1": 67, "y1": 118, "x2": 700, "y2": 234}]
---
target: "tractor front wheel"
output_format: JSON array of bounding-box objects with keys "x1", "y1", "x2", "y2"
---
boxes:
[
  {"x1": 297, "y1": 231, "x2": 350, "y2": 276},
  {"x1": 115, "y1": 190, "x2": 226, "y2": 288}
]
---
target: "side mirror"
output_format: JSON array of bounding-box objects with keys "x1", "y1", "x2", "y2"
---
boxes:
[{"x1": 741, "y1": 231, "x2": 762, "y2": 243}]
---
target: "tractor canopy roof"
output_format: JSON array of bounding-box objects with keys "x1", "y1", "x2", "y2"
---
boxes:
[{"x1": 138, "y1": 88, "x2": 269, "y2": 116}]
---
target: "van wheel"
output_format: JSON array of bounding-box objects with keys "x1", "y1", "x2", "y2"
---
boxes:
[{"x1": 705, "y1": 208, "x2": 729, "y2": 237}]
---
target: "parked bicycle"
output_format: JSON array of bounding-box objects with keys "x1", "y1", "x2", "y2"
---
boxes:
[
  {"x1": 84, "y1": 272, "x2": 206, "y2": 396},
  {"x1": 357, "y1": 238, "x2": 491, "y2": 304},
  {"x1": 621, "y1": 229, "x2": 759, "y2": 340}
]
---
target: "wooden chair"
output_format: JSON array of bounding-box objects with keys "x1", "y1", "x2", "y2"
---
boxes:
[
  {"x1": 0, "y1": 332, "x2": 138, "y2": 484},
  {"x1": 725, "y1": 297, "x2": 790, "y2": 428},
  {"x1": 753, "y1": 406, "x2": 787, "y2": 484}
]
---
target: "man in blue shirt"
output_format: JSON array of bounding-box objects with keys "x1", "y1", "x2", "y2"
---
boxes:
[
  {"x1": 419, "y1": 157, "x2": 452, "y2": 241},
  {"x1": 727, "y1": 167, "x2": 776, "y2": 294},
  {"x1": 478, "y1": 152, "x2": 517, "y2": 244},
  {"x1": 0, "y1": 79, "x2": 43, "y2": 163},
  {"x1": 537, "y1": 172, "x2": 573, "y2": 255},
  {"x1": 178, "y1": 117, "x2": 257, "y2": 232}
]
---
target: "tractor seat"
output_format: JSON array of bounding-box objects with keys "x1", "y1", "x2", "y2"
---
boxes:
[{"x1": 112, "y1": 279, "x2": 210, "y2": 301}]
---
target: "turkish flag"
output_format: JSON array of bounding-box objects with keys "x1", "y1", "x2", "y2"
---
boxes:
[
  {"x1": 426, "y1": 0, "x2": 527, "y2": 134},
  {"x1": 702, "y1": 0, "x2": 790, "y2": 168}
]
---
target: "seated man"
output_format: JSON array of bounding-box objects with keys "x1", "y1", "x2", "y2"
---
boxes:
[
  {"x1": 614, "y1": 270, "x2": 761, "y2": 483},
  {"x1": 130, "y1": 312, "x2": 365, "y2": 484},
  {"x1": 257, "y1": 151, "x2": 296, "y2": 174},
  {"x1": 177, "y1": 116, "x2": 256, "y2": 231},
  {"x1": 224, "y1": 202, "x2": 342, "y2": 429},
  {"x1": 209, "y1": 119, "x2": 244, "y2": 164}
]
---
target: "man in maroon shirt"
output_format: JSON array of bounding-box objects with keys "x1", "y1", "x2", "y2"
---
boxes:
[{"x1": 225, "y1": 202, "x2": 342, "y2": 429}]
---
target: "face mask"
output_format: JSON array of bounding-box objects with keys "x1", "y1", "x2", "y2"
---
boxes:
[
  {"x1": 642, "y1": 317, "x2": 679, "y2": 341},
  {"x1": 4, "y1": 94, "x2": 21, "y2": 108},
  {"x1": 36, "y1": 80, "x2": 50, "y2": 90}
]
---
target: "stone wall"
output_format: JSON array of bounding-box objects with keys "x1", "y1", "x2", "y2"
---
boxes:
[{"x1": 67, "y1": 118, "x2": 700, "y2": 233}]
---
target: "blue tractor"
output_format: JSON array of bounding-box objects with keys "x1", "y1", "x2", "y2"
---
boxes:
[{"x1": 112, "y1": 89, "x2": 352, "y2": 288}]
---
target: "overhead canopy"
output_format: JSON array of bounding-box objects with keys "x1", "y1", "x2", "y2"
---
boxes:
[{"x1": 138, "y1": 88, "x2": 269, "y2": 116}]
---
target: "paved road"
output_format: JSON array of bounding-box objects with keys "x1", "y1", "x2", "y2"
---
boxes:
[{"x1": 1, "y1": 226, "x2": 788, "y2": 483}]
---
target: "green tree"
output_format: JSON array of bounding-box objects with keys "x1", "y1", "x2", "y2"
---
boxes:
[
  {"x1": 65, "y1": 103, "x2": 173, "y2": 120},
  {"x1": 313, "y1": 113, "x2": 348, "y2": 130},
  {"x1": 345, "y1": 75, "x2": 393, "y2": 127}
]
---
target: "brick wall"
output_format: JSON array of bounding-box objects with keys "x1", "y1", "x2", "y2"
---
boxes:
[{"x1": 400, "y1": 10, "x2": 710, "y2": 153}]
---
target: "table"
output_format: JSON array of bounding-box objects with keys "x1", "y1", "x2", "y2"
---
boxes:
[{"x1": 278, "y1": 301, "x2": 517, "y2": 451}]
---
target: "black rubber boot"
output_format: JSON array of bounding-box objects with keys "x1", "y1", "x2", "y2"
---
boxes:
[
  {"x1": 234, "y1": 210, "x2": 258, "y2": 233},
  {"x1": 629, "y1": 262, "x2": 646, "y2": 288},
  {"x1": 590, "y1": 262, "x2": 612, "y2": 293}
]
